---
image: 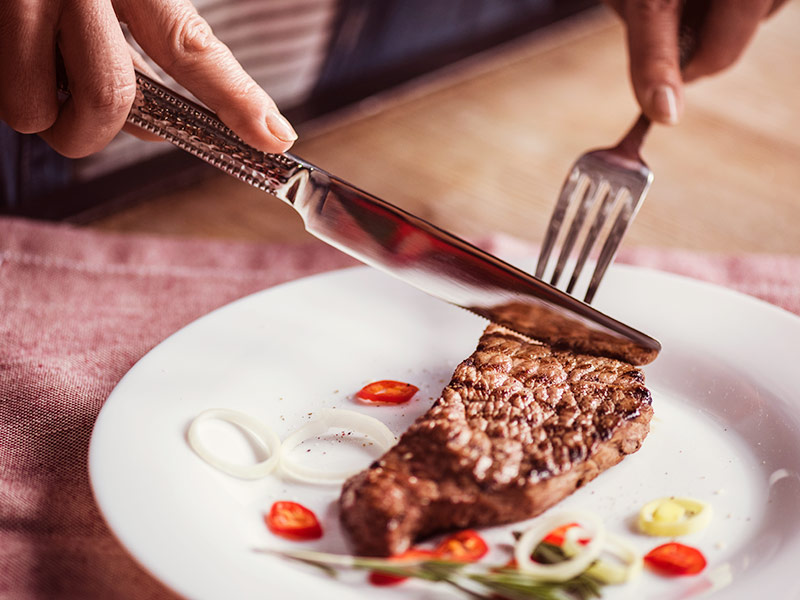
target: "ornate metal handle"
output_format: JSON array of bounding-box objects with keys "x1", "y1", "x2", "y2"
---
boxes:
[{"x1": 128, "y1": 70, "x2": 305, "y2": 198}]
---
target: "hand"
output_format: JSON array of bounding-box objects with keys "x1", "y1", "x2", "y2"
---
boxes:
[
  {"x1": 0, "y1": 0, "x2": 297, "y2": 158},
  {"x1": 604, "y1": 0, "x2": 788, "y2": 125}
]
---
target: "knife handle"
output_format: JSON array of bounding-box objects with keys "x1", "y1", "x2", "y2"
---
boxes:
[
  {"x1": 127, "y1": 70, "x2": 304, "y2": 197},
  {"x1": 54, "y1": 48, "x2": 307, "y2": 199}
]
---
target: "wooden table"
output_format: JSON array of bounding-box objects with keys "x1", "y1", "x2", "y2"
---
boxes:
[{"x1": 89, "y1": 4, "x2": 800, "y2": 254}]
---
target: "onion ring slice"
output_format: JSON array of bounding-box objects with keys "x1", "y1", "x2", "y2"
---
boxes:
[
  {"x1": 514, "y1": 511, "x2": 606, "y2": 582},
  {"x1": 187, "y1": 408, "x2": 281, "y2": 479},
  {"x1": 585, "y1": 533, "x2": 643, "y2": 584},
  {"x1": 279, "y1": 409, "x2": 396, "y2": 484}
]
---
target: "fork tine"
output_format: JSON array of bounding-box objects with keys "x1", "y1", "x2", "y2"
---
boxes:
[
  {"x1": 565, "y1": 185, "x2": 620, "y2": 295},
  {"x1": 542, "y1": 112, "x2": 654, "y2": 303},
  {"x1": 549, "y1": 177, "x2": 601, "y2": 287},
  {"x1": 535, "y1": 167, "x2": 580, "y2": 279},
  {"x1": 584, "y1": 191, "x2": 638, "y2": 304}
]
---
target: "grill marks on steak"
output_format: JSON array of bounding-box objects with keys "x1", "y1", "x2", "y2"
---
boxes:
[{"x1": 339, "y1": 324, "x2": 653, "y2": 556}]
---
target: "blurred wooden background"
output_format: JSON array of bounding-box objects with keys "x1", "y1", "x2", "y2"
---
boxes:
[{"x1": 88, "y1": 3, "x2": 800, "y2": 254}]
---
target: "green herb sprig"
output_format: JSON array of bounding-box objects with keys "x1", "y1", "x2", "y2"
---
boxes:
[{"x1": 257, "y1": 542, "x2": 606, "y2": 600}]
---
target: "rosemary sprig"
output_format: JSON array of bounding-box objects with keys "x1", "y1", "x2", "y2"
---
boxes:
[
  {"x1": 531, "y1": 544, "x2": 603, "y2": 599},
  {"x1": 257, "y1": 543, "x2": 606, "y2": 600}
]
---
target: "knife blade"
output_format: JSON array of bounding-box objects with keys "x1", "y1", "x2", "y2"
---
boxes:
[{"x1": 125, "y1": 70, "x2": 660, "y2": 365}]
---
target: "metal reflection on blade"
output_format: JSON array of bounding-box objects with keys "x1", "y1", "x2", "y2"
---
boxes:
[{"x1": 282, "y1": 162, "x2": 660, "y2": 366}]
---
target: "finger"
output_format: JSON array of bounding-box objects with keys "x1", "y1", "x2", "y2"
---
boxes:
[
  {"x1": 128, "y1": 43, "x2": 162, "y2": 81},
  {"x1": 0, "y1": 2, "x2": 59, "y2": 133},
  {"x1": 40, "y1": 1, "x2": 136, "y2": 158},
  {"x1": 117, "y1": 0, "x2": 296, "y2": 154},
  {"x1": 121, "y1": 44, "x2": 165, "y2": 142},
  {"x1": 682, "y1": 0, "x2": 770, "y2": 82},
  {"x1": 623, "y1": 0, "x2": 683, "y2": 125}
]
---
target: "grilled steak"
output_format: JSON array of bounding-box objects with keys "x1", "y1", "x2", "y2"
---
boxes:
[
  {"x1": 483, "y1": 301, "x2": 659, "y2": 366},
  {"x1": 339, "y1": 323, "x2": 653, "y2": 556}
]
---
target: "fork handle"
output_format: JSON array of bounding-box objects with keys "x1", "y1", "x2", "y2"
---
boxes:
[
  {"x1": 615, "y1": 114, "x2": 652, "y2": 162},
  {"x1": 614, "y1": 0, "x2": 712, "y2": 160}
]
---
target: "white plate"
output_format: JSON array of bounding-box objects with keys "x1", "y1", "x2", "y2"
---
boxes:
[{"x1": 89, "y1": 264, "x2": 800, "y2": 600}]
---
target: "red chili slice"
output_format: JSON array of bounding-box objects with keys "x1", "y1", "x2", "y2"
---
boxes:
[
  {"x1": 434, "y1": 530, "x2": 489, "y2": 562},
  {"x1": 500, "y1": 558, "x2": 518, "y2": 570},
  {"x1": 542, "y1": 522, "x2": 591, "y2": 547},
  {"x1": 356, "y1": 380, "x2": 419, "y2": 404},
  {"x1": 644, "y1": 542, "x2": 707, "y2": 576},
  {"x1": 264, "y1": 501, "x2": 323, "y2": 541},
  {"x1": 368, "y1": 549, "x2": 437, "y2": 586},
  {"x1": 367, "y1": 571, "x2": 406, "y2": 587}
]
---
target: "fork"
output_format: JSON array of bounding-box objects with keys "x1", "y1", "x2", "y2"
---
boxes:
[
  {"x1": 535, "y1": 1, "x2": 709, "y2": 304},
  {"x1": 535, "y1": 114, "x2": 653, "y2": 304}
]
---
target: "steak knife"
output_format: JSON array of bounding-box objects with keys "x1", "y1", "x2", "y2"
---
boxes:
[{"x1": 122, "y1": 70, "x2": 660, "y2": 365}]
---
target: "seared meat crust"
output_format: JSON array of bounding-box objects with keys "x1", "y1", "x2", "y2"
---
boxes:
[{"x1": 340, "y1": 324, "x2": 653, "y2": 556}]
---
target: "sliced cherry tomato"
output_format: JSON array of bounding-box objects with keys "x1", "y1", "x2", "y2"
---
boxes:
[
  {"x1": 367, "y1": 571, "x2": 407, "y2": 587},
  {"x1": 644, "y1": 542, "x2": 707, "y2": 576},
  {"x1": 368, "y1": 549, "x2": 437, "y2": 586},
  {"x1": 434, "y1": 530, "x2": 489, "y2": 562},
  {"x1": 264, "y1": 501, "x2": 322, "y2": 541},
  {"x1": 356, "y1": 380, "x2": 419, "y2": 405},
  {"x1": 542, "y1": 522, "x2": 591, "y2": 547}
]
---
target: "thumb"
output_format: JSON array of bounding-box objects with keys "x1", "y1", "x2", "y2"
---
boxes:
[{"x1": 623, "y1": 1, "x2": 683, "y2": 125}]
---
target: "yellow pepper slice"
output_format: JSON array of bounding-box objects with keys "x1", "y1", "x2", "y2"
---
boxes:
[{"x1": 637, "y1": 497, "x2": 713, "y2": 537}]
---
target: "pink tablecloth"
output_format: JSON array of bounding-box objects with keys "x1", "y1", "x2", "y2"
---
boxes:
[{"x1": 2, "y1": 216, "x2": 799, "y2": 599}]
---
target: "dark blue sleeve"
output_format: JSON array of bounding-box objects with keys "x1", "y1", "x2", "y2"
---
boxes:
[
  {"x1": 0, "y1": 122, "x2": 72, "y2": 215},
  {"x1": 314, "y1": 0, "x2": 596, "y2": 95}
]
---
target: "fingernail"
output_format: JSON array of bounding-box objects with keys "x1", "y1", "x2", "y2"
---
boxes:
[
  {"x1": 266, "y1": 108, "x2": 297, "y2": 142},
  {"x1": 650, "y1": 85, "x2": 679, "y2": 125}
]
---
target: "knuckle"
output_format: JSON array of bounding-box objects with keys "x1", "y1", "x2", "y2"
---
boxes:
[
  {"x1": 227, "y1": 76, "x2": 264, "y2": 105},
  {"x1": 169, "y1": 12, "x2": 215, "y2": 61},
  {"x1": 84, "y1": 76, "x2": 136, "y2": 116}
]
